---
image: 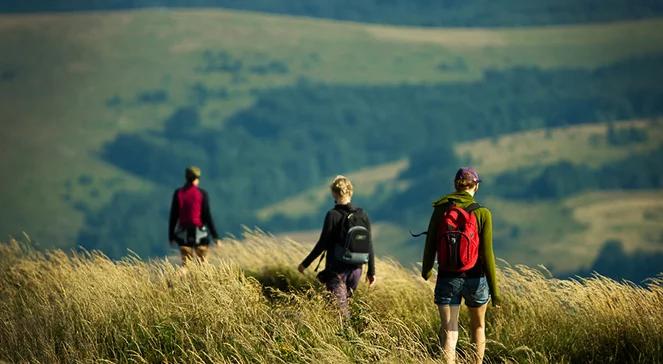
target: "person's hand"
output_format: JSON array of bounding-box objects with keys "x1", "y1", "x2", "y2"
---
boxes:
[
  {"x1": 492, "y1": 297, "x2": 502, "y2": 308},
  {"x1": 297, "y1": 264, "x2": 305, "y2": 274},
  {"x1": 421, "y1": 270, "x2": 432, "y2": 281},
  {"x1": 215, "y1": 239, "x2": 222, "y2": 245},
  {"x1": 367, "y1": 275, "x2": 375, "y2": 287}
]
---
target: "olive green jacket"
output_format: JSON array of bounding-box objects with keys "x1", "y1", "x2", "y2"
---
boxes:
[{"x1": 421, "y1": 191, "x2": 500, "y2": 305}]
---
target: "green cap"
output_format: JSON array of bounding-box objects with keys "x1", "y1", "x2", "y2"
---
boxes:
[{"x1": 185, "y1": 166, "x2": 201, "y2": 181}]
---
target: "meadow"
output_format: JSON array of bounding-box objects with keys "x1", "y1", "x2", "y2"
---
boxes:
[{"x1": 1, "y1": 230, "x2": 661, "y2": 363}]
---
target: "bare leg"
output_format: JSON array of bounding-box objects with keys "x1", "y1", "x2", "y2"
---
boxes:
[
  {"x1": 438, "y1": 305, "x2": 461, "y2": 364},
  {"x1": 179, "y1": 246, "x2": 194, "y2": 266},
  {"x1": 177, "y1": 246, "x2": 195, "y2": 276},
  {"x1": 468, "y1": 304, "x2": 487, "y2": 364},
  {"x1": 194, "y1": 244, "x2": 209, "y2": 263}
]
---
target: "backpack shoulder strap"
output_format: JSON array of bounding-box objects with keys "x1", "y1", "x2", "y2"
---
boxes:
[
  {"x1": 438, "y1": 201, "x2": 454, "y2": 212},
  {"x1": 350, "y1": 207, "x2": 367, "y2": 219},
  {"x1": 465, "y1": 203, "x2": 482, "y2": 213},
  {"x1": 331, "y1": 206, "x2": 350, "y2": 224},
  {"x1": 330, "y1": 207, "x2": 351, "y2": 246},
  {"x1": 464, "y1": 203, "x2": 483, "y2": 231}
]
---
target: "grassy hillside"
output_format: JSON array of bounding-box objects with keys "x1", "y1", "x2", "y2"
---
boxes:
[
  {"x1": 4, "y1": 0, "x2": 663, "y2": 28},
  {"x1": 259, "y1": 118, "x2": 662, "y2": 221},
  {"x1": 259, "y1": 119, "x2": 663, "y2": 219},
  {"x1": 486, "y1": 189, "x2": 663, "y2": 273},
  {"x1": 456, "y1": 119, "x2": 663, "y2": 176},
  {"x1": 272, "y1": 188, "x2": 663, "y2": 275},
  {"x1": 260, "y1": 118, "x2": 663, "y2": 274},
  {"x1": 257, "y1": 159, "x2": 409, "y2": 221},
  {"x1": 275, "y1": 222, "x2": 415, "y2": 266},
  {"x1": 1, "y1": 231, "x2": 661, "y2": 363},
  {"x1": 2, "y1": 10, "x2": 663, "y2": 248}
]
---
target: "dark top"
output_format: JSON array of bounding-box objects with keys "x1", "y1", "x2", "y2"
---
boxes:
[
  {"x1": 168, "y1": 184, "x2": 219, "y2": 241},
  {"x1": 301, "y1": 203, "x2": 376, "y2": 277}
]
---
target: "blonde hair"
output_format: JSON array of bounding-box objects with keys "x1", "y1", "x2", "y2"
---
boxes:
[{"x1": 330, "y1": 175, "x2": 353, "y2": 199}]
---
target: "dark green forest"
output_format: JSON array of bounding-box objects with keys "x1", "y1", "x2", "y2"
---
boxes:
[
  {"x1": 491, "y1": 146, "x2": 663, "y2": 200},
  {"x1": 76, "y1": 55, "x2": 663, "y2": 265},
  {"x1": 562, "y1": 240, "x2": 663, "y2": 283},
  {"x1": 3, "y1": 0, "x2": 663, "y2": 27}
]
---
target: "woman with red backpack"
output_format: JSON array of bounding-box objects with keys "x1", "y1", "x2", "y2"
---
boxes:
[{"x1": 421, "y1": 167, "x2": 501, "y2": 364}]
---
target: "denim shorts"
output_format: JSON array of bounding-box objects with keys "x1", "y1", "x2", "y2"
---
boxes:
[{"x1": 434, "y1": 275, "x2": 490, "y2": 307}]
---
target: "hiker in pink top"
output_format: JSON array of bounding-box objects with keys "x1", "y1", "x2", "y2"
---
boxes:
[{"x1": 168, "y1": 166, "x2": 220, "y2": 264}]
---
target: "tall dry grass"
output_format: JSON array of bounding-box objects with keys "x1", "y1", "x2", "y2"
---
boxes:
[{"x1": 0, "y1": 229, "x2": 661, "y2": 363}]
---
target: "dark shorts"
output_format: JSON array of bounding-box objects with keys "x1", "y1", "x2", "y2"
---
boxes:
[
  {"x1": 177, "y1": 240, "x2": 210, "y2": 248},
  {"x1": 177, "y1": 241, "x2": 210, "y2": 248},
  {"x1": 175, "y1": 226, "x2": 210, "y2": 247},
  {"x1": 434, "y1": 275, "x2": 490, "y2": 307}
]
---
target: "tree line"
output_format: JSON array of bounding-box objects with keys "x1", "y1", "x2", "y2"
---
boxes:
[{"x1": 80, "y1": 55, "x2": 663, "y2": 259}]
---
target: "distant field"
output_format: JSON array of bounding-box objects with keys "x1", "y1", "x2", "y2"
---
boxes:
[
  {"x1": 561, "y1": 190, "x2": 663, "y2": 262},
  {"x1": 261, "y1": 119, "x2": 663, "y2": 221},
  {"x1": 487, "y1": 189, "x2": 663, "y2": 273},
  {"x1": 276, "y1": 221, "x2": 417, "y2": 265},
  {"x1": 456, "y1": 118, "x2": 663, "y2": 177},
  {"x1": 2, "y1": 9, "x2": 663, "y2": 246},
  {"x1": 267, "y1": 118, "x2": 663, "y2": 273},
  {"x1": 367, "y1": 18, "x2": 663, "y2": 70},
  {"x1": 276, "y1": 189, "x2": 663, "y2": 273},
  {"x1": 258, "y1": 159, "x2": 409, "y2": 220}
]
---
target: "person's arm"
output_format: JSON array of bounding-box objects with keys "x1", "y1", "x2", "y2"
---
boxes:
[
  {"x1": 479, "y1": 208, "x2": 500, "y2": 306},
  {"x1": 421, "y1": 206, "x2": 441, "y2": 280},
  {"x1": 168, "y1": 190, "x2": 179, "y2": 243},
  {"x1": 367, "y1": 216, "x2": 375, "y2": 280},
  {"x1": 201, "y1": 190, "x2": 219, "y2": 240},
  {"x1": 300, "y1": 211, "x2": 336, "y2": 269}
]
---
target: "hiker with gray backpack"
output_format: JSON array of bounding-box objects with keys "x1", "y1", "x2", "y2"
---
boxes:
[
  {"x1": 298, "y1": 175, "x2": 376, "y2": 318},
  {"x1": 419, "y1": 167, "x2": 501, "y2": 364}
]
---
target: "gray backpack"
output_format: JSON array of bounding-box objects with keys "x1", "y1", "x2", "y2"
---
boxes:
[{"x1": 333, "y1": 208, "x2": 371, "y2": 265}]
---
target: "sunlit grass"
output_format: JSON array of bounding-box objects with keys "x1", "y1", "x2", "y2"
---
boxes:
[{"x1": 1, "y1": 230, "x2": 661, "y2": 363}]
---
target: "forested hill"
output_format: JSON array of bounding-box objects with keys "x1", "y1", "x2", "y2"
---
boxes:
[
  {"x1": 78, "y1": 54, "x2": 663, "y2": 260},
  {"x1": 3, "y1": 0, "x2": 663, "y2": 27}
]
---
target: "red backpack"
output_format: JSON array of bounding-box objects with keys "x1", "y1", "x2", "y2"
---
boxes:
[{"x1": 436, "y1": 202, "x2": 481, "y2": 272}]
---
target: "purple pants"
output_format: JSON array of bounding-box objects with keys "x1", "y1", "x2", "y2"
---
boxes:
[{"x1": 324, "y1": 267, "x2": 362, "y2": 317}]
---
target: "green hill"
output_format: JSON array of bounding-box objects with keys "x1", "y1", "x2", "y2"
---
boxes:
[
  {"x1": 260, "y1": 119, "x2": 663, "y2": 219},
  {"x1": 2, "y1": 9, "x2": 663, "y2": 277},
  {"x1": 260, "y1": 119, "x2": 663, "y2": 274},
  {"x1": 4, "y1": 0, "x2": 663, "y2": 27}
]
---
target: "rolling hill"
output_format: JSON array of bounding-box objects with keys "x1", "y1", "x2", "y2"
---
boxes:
[
  {"x1": 3, "y1": 0, "x2": 663, "y2": 27},
  {"x1": 265, "y1": 119, "x2": 663, "y2": 274},
  {"x1": 1, "y1": 9, "x2": 663, "y2": 279}
]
